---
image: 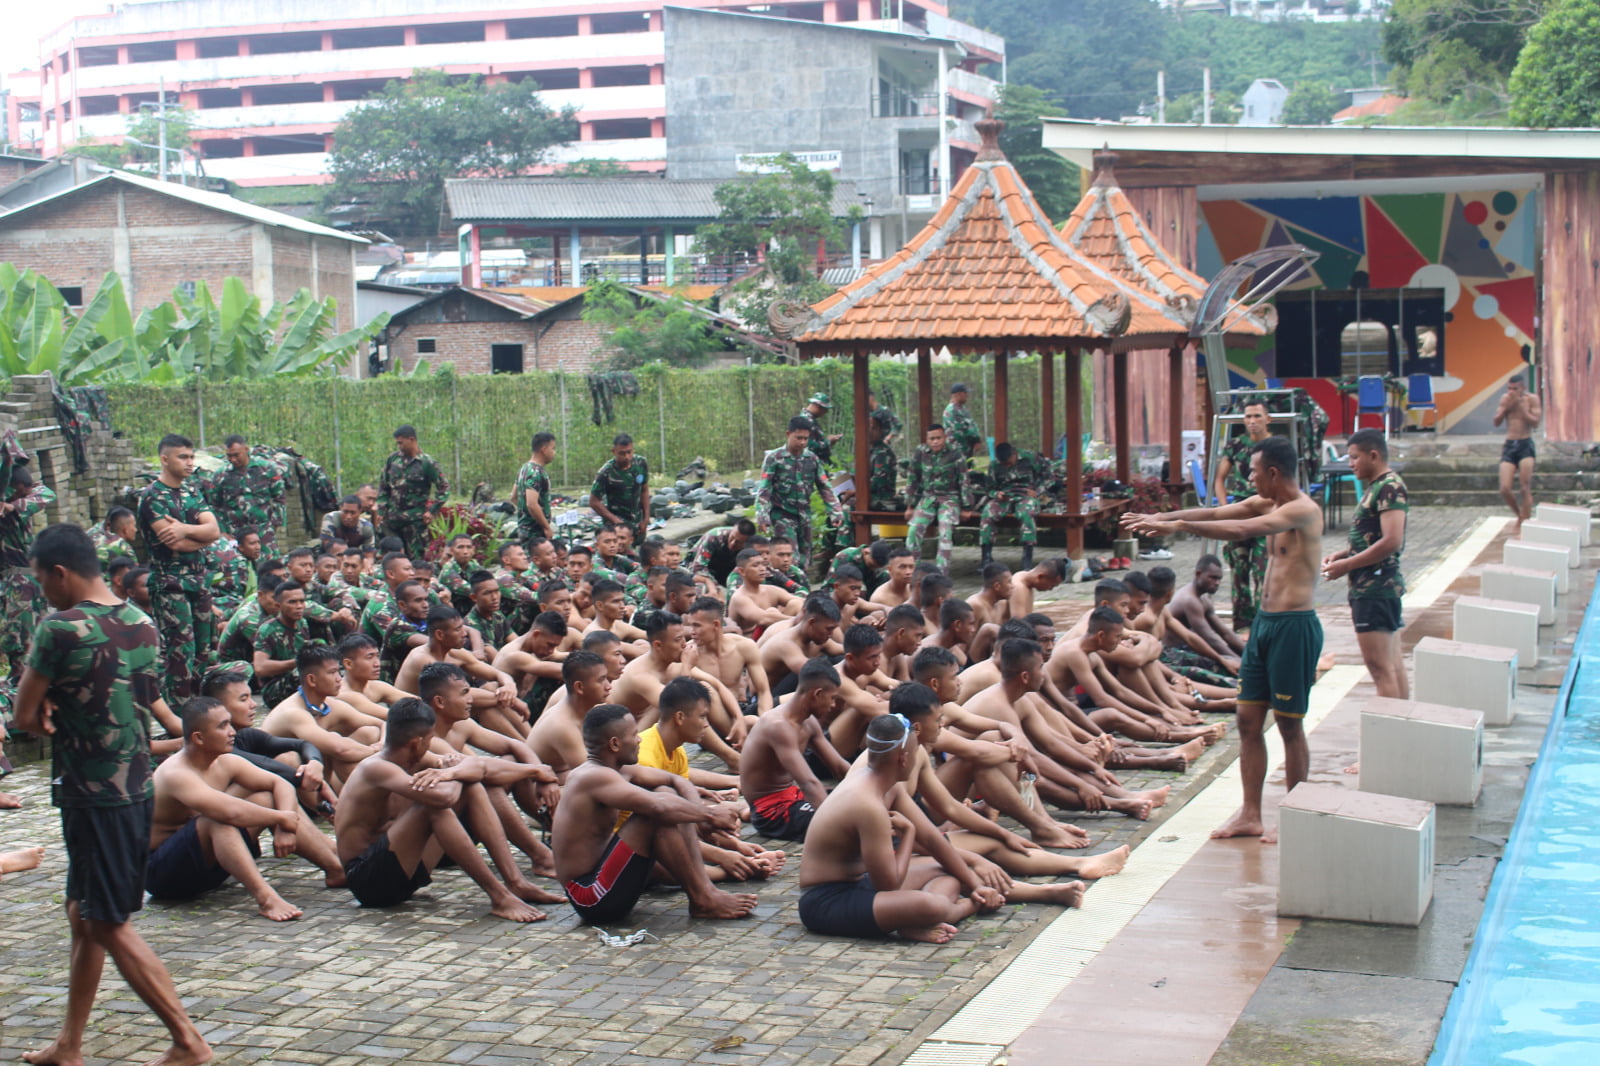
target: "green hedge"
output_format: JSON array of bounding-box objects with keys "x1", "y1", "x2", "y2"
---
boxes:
[{"x1": 103, "y1": 357, "x2": 1088, "y2": 495}]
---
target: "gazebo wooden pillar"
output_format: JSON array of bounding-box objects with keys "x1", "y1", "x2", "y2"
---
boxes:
[
  {"x1": 994, "y1": 348, "x2": 1009, "y2": 446},
  {"x1": 1112, "y1": 351, "x2": 1132, "y2": 483},
  {"x1": 1167, "y1": 343, "x2": 1187, "y2": 504},
  {"x1": 1040, "y1": 350, "x2": 1056, "y2": 457},
  {"x1": 852, "y1": 347, "x2": 872, "y2": 544},
  {"x1": 1065, "y1": 346, "x2": 1083, "y2": 526},
  {"x1": 916, "y1": 346, "x2": 934, "y2": 434}
]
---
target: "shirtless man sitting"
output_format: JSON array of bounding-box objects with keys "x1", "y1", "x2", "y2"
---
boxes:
[
  {"x1": 728, "y1": 549, "x2": 802, "y2": 637},
  {"x1": 1139, "y1": 564, "x2": 1241, "y2": 689},
  {"x1": 396, "y1": 606, "x2": 521, "y2": 706},
  {"x1": 866, "y1": 546, "x2": 916, "y2": 607},
  {"x1": 828, "y1": 564, "x2": 884, "y2": 628},
  {"x1": 739, "y1": 658, "x2": 851, "y2": 840},
  {"x1": 798, "y1": 713, "x2": 1003, "y2": 943},
  {"x1": 203, "y1": 668, "x2": 335, "y2": 816},
  {"x1": 917, "y1": 572, "x2": 953, "y2": 634},
  {"x1": 552, "y1": 704, "x2": 757, "y2": 923},
  {"x1": 920, "y1": 598, "x2": 977, "y2": 669},
  {"x1": 492, "y1": 610, "x2": 571, "y2": 730},
  {"x1": 147, "y1": 697, "x2": 344, "y2": 921},
  {"x1": 1125, "y1": 435, "x2": 1324, "y2": 840},
  {"x1": 682, "y1": 596, "x2": 771, "y2": 718},
  {"x1": 880, "y1": 604, "x2": 930, "y2": 682},
  {"x1": 334, "y1": 699, "x2": 546, "y2": 921},
  {"x1": 583, "y1": 579, "x2": 648, "y2": 657},
  {"x1": 827, "y1": 625, "x2": 897, "y2": 759},
  {"x1": 967, "y1": 562, "x2": 1013, "y2": 628},
  {"x1": 260, "y1": 644, "x2": 381, "y2": 786},
  {"x1": 528, "y1": 651, "x2": 613, "y2": 777},
  {"x1": 760, "y1": 594, "x2": 843, "y2": 697},
  {"x1": 609, "y1": 610, "x2": 744, "y2": 766},
  {"x1": 337, "y1": 633, "x2": 407, "y2": 720},
  {"x1": 1009, "y1": 557, "x2": 1071, "y2": 620}
]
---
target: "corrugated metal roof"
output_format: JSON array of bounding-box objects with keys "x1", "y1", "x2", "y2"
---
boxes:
[
  {"x1": 0, "y1": 169, "x2": 367, "y2": 243},
  {"x1": 446, "y1": 177, "x2": 865, "y2": 223}
]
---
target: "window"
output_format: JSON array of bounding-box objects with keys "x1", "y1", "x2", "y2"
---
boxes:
[
  {"x1": 415, "y1": 22, "x2": 486, "y2": 45},
  {"x1": 177, "y1": 281, "x2": 197, "y2": 299},
  {"x1": 58, "y1": 287, "x2": 83, "y2": 306},
  {"x1": 416, "y1": 338, "x2": 437, "y2": 354},
  {"x1": 1273, "y1": 288, "x2": 1446, "y2": 378},
  {"x1": 491, "y1": 344, "x2": 524, "y2": 374}
]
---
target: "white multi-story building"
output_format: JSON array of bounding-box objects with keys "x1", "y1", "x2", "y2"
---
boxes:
[
  {"x1": 1161, "y1": 0, "x2": 1391, "y2": 20},
  {"x1": 8, "y1": 0, "x2": 1001, "y2": 187}
]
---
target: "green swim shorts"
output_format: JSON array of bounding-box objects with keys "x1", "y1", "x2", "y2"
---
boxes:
[{"x1": 1237, "y1": 609, "x2": 1323, "y2": 719}]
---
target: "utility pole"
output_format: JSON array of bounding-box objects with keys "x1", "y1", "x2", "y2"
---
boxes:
[
  {"x1": 1202, "y1": 68, "x2": 1213, "y2": 125},
  {"x1": 1157, "y1": 70, "x2": 1166, "y2": 123},
  {"x1": 158, "y1": 77, "x2": 168, "y2": 182}
]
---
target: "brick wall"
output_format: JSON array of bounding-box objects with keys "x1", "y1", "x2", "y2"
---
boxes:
[
  {"x1": 0, "y1": 375, "x2": 140, "y2": 531},
  {"x1": 535, "y1": 320, "x2": 616, "y2": 371},
  {"x1": 0, "y1": 158, "x2": 43, "y2": 185},
  {"x1": 391, "y1": 319, "x2": 548, "y2": 375}
]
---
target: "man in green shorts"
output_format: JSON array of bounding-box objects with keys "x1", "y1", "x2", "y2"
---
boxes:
[{"x1": 1126, "y1": 435, "x2": 1324, "y2": 843}]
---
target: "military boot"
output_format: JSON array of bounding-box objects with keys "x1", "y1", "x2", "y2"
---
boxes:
[
  {"x1": 1020, "y1": 545, "x2": 1034, "y2": 570},
  {"x1": 980, "y1": 544, "x2": 993, "y2": 565}
]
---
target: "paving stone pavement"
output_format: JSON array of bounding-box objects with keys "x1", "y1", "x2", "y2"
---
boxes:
[{"x1": 0, "y1": 508, "x2": 1503, "y2": 1066}]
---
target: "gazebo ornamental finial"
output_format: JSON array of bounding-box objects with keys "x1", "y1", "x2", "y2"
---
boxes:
[
  {"x1": 1091, "y1": 150, "x2": 1120, "y2": 187},
  {"x1": 974, "y1": 115, "x2": 1006, "y2": 162}
]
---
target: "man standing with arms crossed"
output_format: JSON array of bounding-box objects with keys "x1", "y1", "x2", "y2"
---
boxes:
[
  {"x1": 1127, "y1": 436, "x2": 1323, "y2": 842},
  {"x1": 138, "y1": 434, "x2": 221, "y2": 705},
  {"x1": 758, "y1": 416, "x2": 844, "y2": 574},
  {"x1": 14, "y1": 523, "x2": 211, "y2": 1066},
  {"x1": 1212, "y1": 400, "x2": 1273, "y2": 631},
  {"x1": 377, "y1": 425, "x2": 449, "y2": 558},
  {"x1": 1494, "y1": 374, "x2": 1542, "y2": 534}
]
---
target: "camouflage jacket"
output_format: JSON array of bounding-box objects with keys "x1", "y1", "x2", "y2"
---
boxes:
[
  {"x1": 492, "y1": 565, "x2": 539, "y2": 629},
  {"x1": 1348, "y1": 470, "x2": 1409, "y2": 600},
  {"x1": 319, "y1": 511, "x2": 376, "y2": 554},
  {"x1": 219, "y1": 599, "x2": 270, "y2": 663},
  {"x1": 86, "y1": 521, "x2": 136, "y2": 568},
  {"x1": 378, "y1": 451, "x2": 449, "y2": 522},
  {"x1": 255, "y1": 617, "x2": 327, "y2": 707},
  {"x1": 906, "y1": 444, "x2": 965, "y2": 502},
  {"x1": 436, "y1": 558, "x2": 480, "y2": 612},
  {"x1": 514, "y1": 460, "x2": 553, "y2": 540},
  {"x1": 795, "y1": 410, "x2": 833, "y2": 466},
  {"x1": 1221, "y1": 432, "x2": 1258, "y2": 498},
  {"x1": 724, "y1": 563, "x2": 806, "y2": 597},
  {"x1": 942, "y1": 401, "x2": 982, "y2": 456},
  {"x1": 206, "y1": 457, "x2": 286, "y2": 539},
  {"x1": 206, "y1": 538, "x2": 256, "y2": 617},
  {"x1": 465, "y1": 605, "x2": 514, "y2": 652},
  {"x1": 991, "y1": 449, "x2": 1047, "y2": 495},
  {"x1": 825, "y1": 545, "x2": 886, "y2": 593},
  {"x1": 379, "y1": 613, "x2": 428, "y2": 682},
  {"x1": 757, "y1": 446, "x2": 841, "y2": 525},
  {"x1": 327, "y1": 573, "x2": 372, "y2": 609},
  {"x1": 0, "y1": 482, "x2": 57, "y2": 568},
  {"x1": 869, "y1": 441, "x2": 898, "y2": 507},
  {"x1": 136, "y1": 478, "x2": 213, "y2": 581},
  {"x1": 590, "y1": 456, "x2": 650, "y2": 525}
]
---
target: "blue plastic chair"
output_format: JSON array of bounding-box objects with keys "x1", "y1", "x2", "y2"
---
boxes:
[
  {"x1": 1356, "y1": 374, "x2": 1388, "y2": 433},
  {"x1": 1406, "y1": 373, "x2": 1436, "y2": 430},
  {"x1": 1189, "y1": 458, "x2": 1217, "y2": 506}
]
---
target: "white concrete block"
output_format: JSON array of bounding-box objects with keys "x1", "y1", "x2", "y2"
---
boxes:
[
  {"x1": 1453, "y1": 595, "x2": 1541, "y2": 663},
  {"x1": 1519, "y1": 521, "x2": 1581, "y2": 567},
  {"x1": 1359, "y1": 697, "x2": 1483, "y2": 806},
  {"x1": 1413, "y1": 636, "x2": 1518, "y2": 726},
  {"x1": 1480, "y1": 563, "x2": 1559, "y2": 626},
  {"x1": 1534, "y1": 502, "x2": 1593, "y2": 546},
  {"x1": 1279, "y1": 783, "x2": 1435, "y2": 926},
  {"x1": 1505, "y1": 540, "x2": 1571, "y2": 595}
]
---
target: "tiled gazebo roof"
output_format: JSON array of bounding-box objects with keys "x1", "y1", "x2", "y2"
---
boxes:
[{"x1": 795, "y1": 119, "x2": 1191, "y2": 352}]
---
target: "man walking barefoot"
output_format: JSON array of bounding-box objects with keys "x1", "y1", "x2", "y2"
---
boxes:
[
  {"x1": 1126, "y1": 436, "x2": 1324, "y2": 843},
  {"x1": 1494, "y1": 374, "x2": 1541, "y2": 534},
  {"x1": 14, "y1": 523, "x2": 211, "y2": 1066}
]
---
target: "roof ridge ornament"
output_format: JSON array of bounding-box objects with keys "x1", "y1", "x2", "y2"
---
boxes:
[
  {"x1": 975, "y1": 116, "x2": 1005, "y2": 162},
  {"x1": 1084, "y1": 291, "x2": 1131, "y2": 336},
  {"x1": 1091, "y1": 151, "x2": 1120, "y2": 188}
]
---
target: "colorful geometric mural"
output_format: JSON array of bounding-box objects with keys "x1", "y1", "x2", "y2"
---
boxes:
[{"x1": 1197, "y1": 184, "x2": 1539, "y2": 432}]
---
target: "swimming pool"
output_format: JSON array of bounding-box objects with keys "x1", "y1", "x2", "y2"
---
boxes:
[{"x1": 1429, "y1": 585, "x2": 1600, "y2": 1066}]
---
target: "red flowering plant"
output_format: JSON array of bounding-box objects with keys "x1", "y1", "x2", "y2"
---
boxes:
[{"x1": 423, "y1": 504, "x2": 505, "y2": 564}]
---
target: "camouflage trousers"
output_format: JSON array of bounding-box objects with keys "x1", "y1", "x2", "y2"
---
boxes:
[
  {"x1": 382, "y1": 517, "x2": 430, "y2": 559},
  {"x1": 1224, "y1": 535, "x2": 1266, "y2": 630},
  {"x1": 978, "y1": 491, "x2": 1040, "y2": 547},
  {"x1": 0, "y1": 566, "x2": 46, "y2": 671},
  {"x1": 150, "y1": 571, "x2": 217, "y2": 705},
  {"x1": 907, "y1": 495, "x2": 961, "y2": 571},
  {"x1": 768, "y1": 510, "x2": 815, "y2": 573},
  {"x1": 1160, "y1": 645, "x2": 1237, "y2": 690}
]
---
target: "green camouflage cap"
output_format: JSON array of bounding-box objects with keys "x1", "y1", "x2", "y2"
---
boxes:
[
  {"x1": 204, "y1": 660, "x2": 254, "y2": 683},
  {"x1": 808, "y1": 392, "x2": 832, "y2": 408}
]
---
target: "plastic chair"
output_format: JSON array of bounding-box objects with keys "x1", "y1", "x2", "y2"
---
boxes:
[
  {"x1": 1356, "y1": 374, "x2": 1388, "y2": 434},
  {"x1": 1189, "y1": 458, "x2": 1217, "y2": 506},
  {"x1": 1264, "y1": 377, "x2": 1283, "y2": 389},
  {"x1": 1405, "y1": 373, "x2": 1436, "y2": 430}
]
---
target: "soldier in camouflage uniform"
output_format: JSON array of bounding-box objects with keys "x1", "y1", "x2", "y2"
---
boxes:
[
  {"x1": 1320, "y1": 428, "x2": 1410, "y2": 700},
  {"x1": 219, "y1": 576, "x2": 279, "y2": 664},
  {"x1": 376, "y1": 425, "x2": 449, "y2": 558},
  {"x1": 589, "y1": 433, "x2": 650, "y2": 541},
  {"x1": 866, "y1": 390, "x2": 903, "y2": 446},
  {"x1": 206, "y1": 436, "x2": 287, "y2": 550},
  {"x1": 86, "y1": 506, "x2": 139, "y2": 568},
  {"x1": 979, "y1": 442, "x2": 1046, "y2": 569},
  {"x1": 904, "y1": 424, "x2": 966, "y2": 572},
  {"x1": 690, "y1": 519, "x2": 755, "y2": 587},
  {"x1": 435, "y1": 534, "x2": 482, "y2": 613},
  {"x1": 942, "y1": 382, "x2": 983, "y2": 459},
  {"x1": 796, "y1": 392, "x2": 842, "y2": 466},
  {"x1": 757, "y1": 416, "x2": 844, "y2": 573},
  {"x1": 253, "y1": 583, "x2": 326, "y2": 707},
  {"x1": 464, "y1": 569, "x2": 515, "y2": 652},
  {"x1": 320, "y1": 496, "x2": 376, "y2": 556},
  {"x1": 0, "y1": 466, "x2": 57, "y2": 675},
  {"x1": 868, "y1": 411, "x2": 899, "y2": 509},
  {"x1": 824, "y1": 540, "x2": 890, "y2": 596},
  {"x1": 136, "y1": 434, "x2": 221, "y2": 704},
  {"x1": 1211, "y1": 402, "x2": 1272, "y2": 630},
  {"x1": 515, "y1": 432, "x2": 557, "y2": 546},
  {"x1": 206, "y1": 528, "x2": 260, "y2": 619}
]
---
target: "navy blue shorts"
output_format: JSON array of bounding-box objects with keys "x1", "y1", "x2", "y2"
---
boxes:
[
  {"x1": 63, "y1": 799, "x2": 152, "y2": 924},
  {"x1": 799, "y1": 874, "x2": 883, "y2": 939}
]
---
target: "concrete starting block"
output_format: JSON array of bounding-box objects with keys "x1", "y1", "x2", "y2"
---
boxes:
[
  {"x1": 1279, "y1": 783, "x2": 1435, "y2": 926},
  {"x1": 1359, "y1": 697, "x2": 1483, "y2": 806},
  {"x1": 1519, "y1": 521, "x2": 1581, "y2": 568},
  {"x1": 1414, "y1": 636, "x2": 1518, "y2": 726},
  {"x1": 1453, "y1": 595, "x2": 1541, "y2": 664},
  {"x1": 1480, "y1": 563, "x2": 1560, "y2": 626},
  {"x1": 1534, "y1": 502, "x2": 1593, "y2": 547},
  {"x1": 1505, "y1": 540, "x2": 1572, "y2": 595}
]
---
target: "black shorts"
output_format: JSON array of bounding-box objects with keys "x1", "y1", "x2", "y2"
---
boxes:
[
  {"x1": 1501, "y1": 438, "x2": 1536, "y2": 465},
  {"x1": 799, "y1": 874, "x2": 883, "y2": 938},
  {"x1": 145, "y1": 818, "x2": 260, "y2": 900},
  {"x1": 1238, "y1": 609, "x2": 1323, "y2": 719},
  {"x1": 344, "y1": 832, "x2": 432, "y2": 908},
  {"x1": 1351, "y1": 596, "x2": 1403, "y2": 634},
  {"x1": 563, "y1": 833, "x2": 654, "y2": 925},
  {"x1": 62, "y1": 799, "x2": 153, "y2": 924},
  {"x1": 750, "y1": 785, "x2": 817, "y2": 841}
]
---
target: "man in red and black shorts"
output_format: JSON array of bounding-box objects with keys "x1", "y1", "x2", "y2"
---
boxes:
[{"x1": 552, "y1": 704, "x2": 757, "y2": 924}]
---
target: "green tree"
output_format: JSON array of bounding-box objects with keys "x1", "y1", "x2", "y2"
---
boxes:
[
  {"x1": 580, "y1": 280, "x2": 729, "y2": 370},
  {"x1": 694, "y1": 154, "x2": 856, "y2": 339},
  {"x1": 553, "y1": 158, "x2": 634, "y2": 177},
  {"x1": 1281, "y1": 81, "x2": 1345, "y2": 124},
  {"x1": 1510, "y1": 0, "x2": 1600, "y2": 126},
  {"x1": 994, "y1": 83, "x2": 1079, "y2": 220},
  {"x1": 74, "y1": 106, "x2": 194, "y2": 170},
  {"x1": 1382, "y1": 0, "x2": 1547, "y2": 102},
  {"x1": 325, "y1": 70, "x2": 577, "y2": 236}
]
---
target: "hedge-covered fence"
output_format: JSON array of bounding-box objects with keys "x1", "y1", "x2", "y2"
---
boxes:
[{"x1": 103, "y1": 357, "x2": 1089, "y2": 495}]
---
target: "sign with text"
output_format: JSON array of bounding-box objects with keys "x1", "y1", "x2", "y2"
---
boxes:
[{"x1": 736, "y1": 150, "x2": 843, "y2": 174}]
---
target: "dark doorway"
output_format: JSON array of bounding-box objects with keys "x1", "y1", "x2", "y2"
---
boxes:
[{"x1": 491, "y1": 344, "x2": 524, "y2": 374}]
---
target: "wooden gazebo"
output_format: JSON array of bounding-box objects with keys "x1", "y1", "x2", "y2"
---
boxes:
[{"x1": 794, "y1": 118, "x2": 1197, "y2": 555}]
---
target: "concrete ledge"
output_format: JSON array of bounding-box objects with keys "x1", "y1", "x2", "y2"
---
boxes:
[
  {"x1": 1505, "y1": 539, "x2": 1571, "y2": 594},
  {"x1": 1480, "y1": 563, "x2": 1559, "y2": 625},
  {"x1": 1453, "y1": 595, "x2": 1541, "y2": 663},
  {"x1": 1534, "y1": 502, "x2": 1592, "y2": 546},
  {"x1": 1519, "y1": 521, "x2": 1581, "y2": 567},
  {"x1": 1359, "y1": 697, "x2": 1483, "y2": 806},
  {"x1": 1280, "y1": 783, "x2": 1435, "y2": 926},
  {"x1": 1414, "y1": 636, "x2": 1518, "y2": 726}
]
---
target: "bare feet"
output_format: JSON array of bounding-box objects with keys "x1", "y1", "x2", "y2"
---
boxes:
[
  {"x1": 491, "y1": 896, "x2": 548, "y2": 922},
  {"x1": 141, "y1": 1038, "x2": 213, "y2": 1066},
  {"x1": 757, "y1": 849, "x2": 787, "y2": 875},
  {"x1": 0, "y1": 845, "x2": 45, "y2": 876},
  {"x1": 1110, "y1": 795, "x2": 1154, "y2": 820},
  {"x1": 24, "y1": 1041, "x2": 85, "y2": 1066},
  {"x1": 1146, "y1": 785, "x2": 1172, "y2": 809},
  {"x1": 1076, "y1": 845, "x2": 1130, "y2": 879},
  {"x1": 897, "y1": 922, "x2": 959, "y2": 944},
  {"x1": 689, "y1": 888, "x2": 758, "y2": 919},
  {"x1": 1030, "y1": 819, "x2": 1090, "y2": 850},
  {"x1": 1204, "y1": 722, "x2": 1230, "y2": 744},
  {"x1": 0, "y1": 791, "x2": 21, "y2": 810},
  {"x1": 323, "y1": 870, "x2": 348, "y2": 889},
  {"x1": 1037, "y1": 880, "x2": 1087, "y2": 908},
  {"x1": 1173, "y1": 737, "x2": 1207, "y2": 766},
  {"x1": 1210, "y1": 809, "x2": 1266, "y2": 839},
  {"x1": 1342, "y1": 762, "x2": 1360, "y2": 775},
  {"x1": 509, "y1": 878, "x2": 566, "y2": 905},
  {"x1": 257, "y1": 892, "x2": 304, "y2": 922}
]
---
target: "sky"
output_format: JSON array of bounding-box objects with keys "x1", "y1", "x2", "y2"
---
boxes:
[{"x1": 3, "y1": 3, "x2": 117, "y2": 79}]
